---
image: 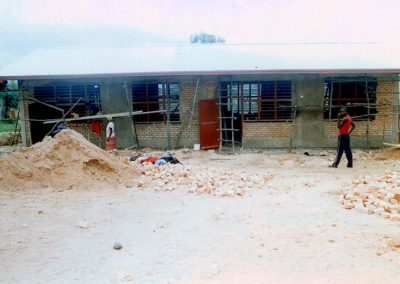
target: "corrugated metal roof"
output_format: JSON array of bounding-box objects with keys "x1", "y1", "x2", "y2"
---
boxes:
[{"x1": 0, "y1": 43, "x2": 399, "y2": 79}]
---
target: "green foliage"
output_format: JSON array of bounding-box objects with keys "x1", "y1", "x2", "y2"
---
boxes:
[
  {"x1": 190, "y1": 32, "x2": 225, "y2": 44},
  {"x1": 0, "y1": 119, "x2": 17, "y2": 133},
  {"x1": 0, "y1": 80, "x2": 19, "y2": 119}
]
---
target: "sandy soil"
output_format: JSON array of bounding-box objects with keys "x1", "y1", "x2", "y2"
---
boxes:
[{"x1": 1, "y1": 149, "x2": 400, "y2": 284}]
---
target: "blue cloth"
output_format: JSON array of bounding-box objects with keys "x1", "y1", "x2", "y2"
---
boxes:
[{"x1": 155, "y1": 159, "x2": 167, "y2": 166}]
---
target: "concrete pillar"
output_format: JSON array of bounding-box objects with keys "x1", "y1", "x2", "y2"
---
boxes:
[
  {"x1": 100, "y1": 82, "x2": 135, "y2": 149},
  {"x1": 293, "y1": 78, "x2": 325, "y2": 148}
]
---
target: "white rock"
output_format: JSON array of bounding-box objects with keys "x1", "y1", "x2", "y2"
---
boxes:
[
  {"x1": 78, "y1": 218, "x2": 88, "y2": 229},
  {"x1": 344, "y1": 202, "x2": 355, "y2": 210},
  {"x1": 373, "y1": 208, "x2": 385, "y2": 215}
]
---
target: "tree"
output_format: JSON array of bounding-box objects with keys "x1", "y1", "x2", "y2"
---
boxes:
[
  {"x1": 190, "y1": 32, "x2": 225, "y2": 44},
  {"x1": 0, "y1": 80, "x2": 19, "y2": 119}
]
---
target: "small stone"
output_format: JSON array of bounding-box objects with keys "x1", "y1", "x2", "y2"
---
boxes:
[
  {"x1": 373, "y1": 208, "x2": 385, "y2": 215},
  {"x1": 113, "y1": 242, "x2": 123, "y2": 250},
  {"x1": 78, "y1": 219, "x2": 88, "y2": 229},
  {"x1": 38, "y1": 210, "x2": 43, "y2": 214},
  {"x1": 344, "y1": 202, "x2": 355, "y2": 210},
  {"x1": 122, "y1": 273, "x2": 132, "y2": 281},
  {"x1": 22, "y1": 224, "x2": 28, "y2": 228},
  {"x1": 388, "y1": 237, "x2": 400, "y2": 248}
]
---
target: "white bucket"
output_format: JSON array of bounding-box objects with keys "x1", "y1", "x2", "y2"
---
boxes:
[{"x1": 193, "y1": 144, "x2": 200, "y2": 151}]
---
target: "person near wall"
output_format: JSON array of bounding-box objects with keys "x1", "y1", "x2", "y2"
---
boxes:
[
  {"x1": 105, "y1": 116, "x2": 116, "y2": 151},
  {"x1": 331, "y1": 107, "x2": 356, "y2": 168}
]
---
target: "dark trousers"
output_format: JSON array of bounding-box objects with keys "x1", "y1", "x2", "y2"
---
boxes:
[{"x1": 334, "y1": 134, "x2": 353, "y2": 166}]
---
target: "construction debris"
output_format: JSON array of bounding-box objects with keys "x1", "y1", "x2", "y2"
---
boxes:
[
  {"x1": 0, "y1": 129, "x2": 139, "y2": 191},
  {"x1": 134, "y1": 162, "x2": 272, "y2": 196},
  {"x1": 339, "y1": 170, "x2": 400, "y2": 221}
]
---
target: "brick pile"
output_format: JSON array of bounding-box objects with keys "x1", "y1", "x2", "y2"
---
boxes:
[
  {"x1": 339, "y1": 170, "x2": 400, "y2": 221},
  {"x1": 134, "y1": 162, "x2": 273, "y2": 197}
]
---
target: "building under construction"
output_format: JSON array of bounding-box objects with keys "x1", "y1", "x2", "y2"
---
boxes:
[{"x1": 0, "y1": 43, "x2": 399, "y2": 150}]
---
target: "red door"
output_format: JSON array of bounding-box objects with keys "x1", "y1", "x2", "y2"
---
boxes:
[{"x1": 199, "y1": 99, "x2": 219, "y2": 150}]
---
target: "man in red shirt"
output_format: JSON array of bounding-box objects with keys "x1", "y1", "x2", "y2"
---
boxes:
[{"x1": 331, "y1": 107, "x2": 356, "y2": 168}]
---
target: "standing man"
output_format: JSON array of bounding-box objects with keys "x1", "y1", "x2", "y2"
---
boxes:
[
  {"x1": 105, "y1": 116, "x2": 116, "y2": 151},
  {"x1": 331, "y1": 107, "x2": 356, "y2": 168}
]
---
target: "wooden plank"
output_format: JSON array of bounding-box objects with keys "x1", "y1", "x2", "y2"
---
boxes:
[
  {"x1": 383, "y1": 143, "x2": 400, "y2": 148},
  {"x1": 42, "y1": 110, "x2": 166, "y2": 124}
]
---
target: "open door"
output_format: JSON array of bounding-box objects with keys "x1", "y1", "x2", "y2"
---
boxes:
[{"x1": 198, "y1": 99, "x2": 219, "y2": 150}]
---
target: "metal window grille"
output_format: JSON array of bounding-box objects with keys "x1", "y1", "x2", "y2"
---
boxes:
[
  {"x1": 33, "y1": 83, "x2": 101, "y2": 116},
  {"x1": 132, "y1": 82, "x2": 180, "y2": 123},
  {"x1": 220, "y1": 80, "x2": 292, "y2": 121},
  {"x1": 323, "y1": 77, "x2": 377, "y2": 120}
]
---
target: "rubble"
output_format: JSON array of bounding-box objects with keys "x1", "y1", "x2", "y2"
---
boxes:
[
  {"x1": 133, "y1": 161, "x2": 273, "y2": 196},
  {"x1": 340, "y1": 170, "x2": 400, "y2": 221}
]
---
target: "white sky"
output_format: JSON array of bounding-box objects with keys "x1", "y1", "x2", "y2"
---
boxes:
[{"x1": 2, "y1": 0, "x2": 400, "y2": 43}]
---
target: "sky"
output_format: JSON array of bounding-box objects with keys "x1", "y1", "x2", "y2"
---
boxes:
[{"x1": 0, "y1": 0, "x2": 400, "y2": 67}]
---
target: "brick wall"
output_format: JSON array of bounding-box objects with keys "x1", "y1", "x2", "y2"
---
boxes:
[
  {"x1": 67, "y1": 121, "x2": 103, "y2": 147},
  {"x1": 135, "y1": 81, "x2": 200, "y2": 148},
  {"x1": 206, "y1": 81, "x2": 217, "y2": 99},
  {"x1": 323, "y1": 79, "x2": 394, "y2": 139},
  {"x1": 243, "y1": 122, "x2": 292, "y2": 138}
]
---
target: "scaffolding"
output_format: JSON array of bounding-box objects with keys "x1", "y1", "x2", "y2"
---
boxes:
[
  {"x1": 215, "y1": 75, "x2": 400, "y2": 152},
  {"x1": 13, "y1": 75, "x2": 400, "y2": 151}
]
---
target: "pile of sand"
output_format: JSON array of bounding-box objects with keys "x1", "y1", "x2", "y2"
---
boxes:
[
  {"x1": 0, "y1": 129, "x2": 139, "y2": 191},
  {"x1": 374, "y1": 147, "x2": 400, "y2": 160}
]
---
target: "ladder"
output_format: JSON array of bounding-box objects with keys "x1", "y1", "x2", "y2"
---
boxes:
[{"x1": 218, "y1": 81, "x2": 241, "y2": 152}]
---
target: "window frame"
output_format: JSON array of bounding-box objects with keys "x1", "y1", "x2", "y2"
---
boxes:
[
  {"x1": 323, "y1": 77, "x2": 377, "y2": 121},
  {"x1": 33, "y1": 83, "x2": 101, "y2": 116},
  {"x1": 220, "y1": 80, "x2": 293, "y2": 122},
  {"x1": 131, "y1": 82, "x2": 181, "y2": 123}
]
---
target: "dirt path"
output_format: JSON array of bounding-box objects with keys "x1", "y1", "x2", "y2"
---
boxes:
[{"x1": 1, "y1": 150, "x2": 400, "y2": 283}]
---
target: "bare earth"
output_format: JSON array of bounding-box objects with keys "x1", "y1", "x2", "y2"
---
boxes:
[{"x1": 1, "y1": 149, "x2": 400, "y2": 284}]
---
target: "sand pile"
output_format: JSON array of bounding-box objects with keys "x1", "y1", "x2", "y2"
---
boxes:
[
  {"x1": 0, "y1": 129, "x2": 139, "y2": 191},
  {"x1": 135, "y1": 162, "x2": 273, "y2": 196},
  {"x1": 375, "y1": 147, "x2": 400, "y2": 160},
  {"x1": 339, "y1": 170, "x2": 400, "y2": 221}
]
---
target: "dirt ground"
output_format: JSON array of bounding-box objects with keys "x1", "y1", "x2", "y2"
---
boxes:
[{"x1": 1, "y1": 148, "x2": 400, "y2": 284}]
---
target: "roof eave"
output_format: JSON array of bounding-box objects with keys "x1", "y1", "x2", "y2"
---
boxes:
[{"x1": 1, "y1": 68, "x2": 400, "y2": 80}]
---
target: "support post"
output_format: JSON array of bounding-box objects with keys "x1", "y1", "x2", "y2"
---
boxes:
[
  {"x1": 124, "y1": 82, "x2": 138, "y2": 148},
  {"x1": 365, "y1": 75, "x2": 370, "y2": 152},
  {"x1": 166, "y1": 83, "x2": 171, "y2": 150}
]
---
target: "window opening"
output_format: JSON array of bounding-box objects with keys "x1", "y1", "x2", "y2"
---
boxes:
[
  {"x1": 323, "y1": 77, "x2": 377, "y2": 120},
  {"x1": 220, "y1": 80, "x2": 292, "y2": 121},
  {"x1": 33, "y1": 83, "x2": 101, "y2": 117},
  {"x1": 132, "y1": 82, "x2": 180, "y2": 123}
]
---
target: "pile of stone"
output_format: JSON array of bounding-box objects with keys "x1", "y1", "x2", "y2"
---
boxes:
[
  {"x1": 134, "y1": 162, "x2": 272, "y2": 197},
  {"x1": 339, "y1": 170, "x2": 400, "y2": 221}
]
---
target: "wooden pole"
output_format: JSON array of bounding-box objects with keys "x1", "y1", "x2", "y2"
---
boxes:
[{"x1": 365, "y1": 75, "x2": 370, "y2": 152}]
